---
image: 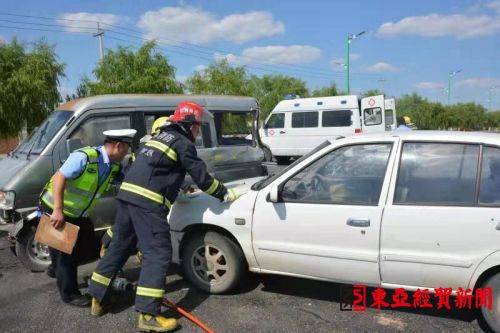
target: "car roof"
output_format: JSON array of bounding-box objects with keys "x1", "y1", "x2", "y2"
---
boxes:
[
  {"x1": 57, "y1": 94, "x2": 258, "y2": 114},
  {"x1": 344, "y1": 130, "x2": 500, "y2": 144}
]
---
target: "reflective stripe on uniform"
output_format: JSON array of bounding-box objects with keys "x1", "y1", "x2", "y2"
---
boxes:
[
  {"x1": 91, "y1": 272, "x2": 111, "y2": 286},
  {"x1": 205, "y1": 179, "x2": 220, "y2": 195},
  {"x1": 120, "y1": 182, "x2": 172, "y2": 209},
  {"x1": 136, "y1": 286, "x2": 165, "y2": 298},
  {"x1": 106, "y1": 228, "x2": 113, "y2": 237},
  {"x1": 145, "y1": 140, "x2": 178, "y2": 162}
]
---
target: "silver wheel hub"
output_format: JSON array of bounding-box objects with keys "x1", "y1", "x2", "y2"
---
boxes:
[
  {"x1": 29, "y1": 237, "x2": 50, "y2": 262},
  {"x1": 191, "y1": 244, "x2": 229, "y2": 284}
]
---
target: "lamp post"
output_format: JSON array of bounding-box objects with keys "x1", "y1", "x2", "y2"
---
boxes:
[
  {"x1": 345, "y1": 31, "x2": 365, "y2": 94},
  {"x1": 447, "y1": 69, "x2": 462, "y2": 105},
  {"x1": 489, "y1": 86, "x2": 497, "y2": 111},
  {"x1": 378, "y1": 79, "x2": 386, "y2": 93}
]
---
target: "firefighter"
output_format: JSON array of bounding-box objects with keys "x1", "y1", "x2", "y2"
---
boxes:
[
  {"x1": 88, "y1": 101, "x2": 241, "y2": 332},
  {"x1": 41, "y1": 129, "x2": 136, "y2": 307}
]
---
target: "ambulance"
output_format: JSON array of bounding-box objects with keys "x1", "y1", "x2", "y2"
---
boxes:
[{"x1": 260, "y1": 95, "x2": 395, "y2": 163}]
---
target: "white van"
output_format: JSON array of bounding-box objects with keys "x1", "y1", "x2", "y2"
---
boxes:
[{"x1": 260, "y1": 95, "x2": 391, "y2": 163}]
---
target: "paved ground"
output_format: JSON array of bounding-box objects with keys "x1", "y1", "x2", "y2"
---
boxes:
[{"x1": 0, "y1": 230, "x2": 486, "y2": 333}]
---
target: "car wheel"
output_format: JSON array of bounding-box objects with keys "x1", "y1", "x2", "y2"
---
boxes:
[
  {"x1": 16, "y1": 226, "x2": 51, "y2": 272},
  {"x1": 480, "y1": 272, "x2": 500, "y2": 332},
  {"x1": 182, "y1": 231, "x2": 245, "y2": 294},
  {"x1": 275, "y1": 156, "x2": 290, "y2": 165},
  {"x1": 262, "y1": 146, "x2": 273, "y2": 162}
]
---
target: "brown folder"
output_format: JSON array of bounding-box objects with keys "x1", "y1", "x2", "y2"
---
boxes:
[{"x1": 34, "y1": 214, "x2": 80, "y2": 254}]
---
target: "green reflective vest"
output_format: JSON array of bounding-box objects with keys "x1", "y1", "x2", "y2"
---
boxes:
[{"x1": 41, "y1": 147, "x2": 121, "y2": 218}]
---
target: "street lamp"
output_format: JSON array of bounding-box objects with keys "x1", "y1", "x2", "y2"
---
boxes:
[
  {"x1": 345, "y1": 30, "x2": 365, "y2": 94},
  {"x1": 447, "y1": 69, "x2": 462, "y2": 105},
  {"x1": 489, "y1": 86, "x2": 498, "y2": 111},
  {"x1": 377, "y1": 79, "x2": 386, "y2": 93}
]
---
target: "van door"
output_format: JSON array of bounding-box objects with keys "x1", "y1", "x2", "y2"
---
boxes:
[
  {"x1": 361, "y1": 95, "x2": 386, "y2": 133},
  {"x1": 261, "y1": 112, "x2": 286, "y2": 156},
  {"x1": 384, "y1": 98, "x2": 396, "y2": 131}
]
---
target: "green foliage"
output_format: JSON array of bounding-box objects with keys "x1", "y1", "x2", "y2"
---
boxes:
[
  {"x1": 0, "y1": 39, "x2": 64, "y2": 137},
  {"x1": 363, "y1": 89, "x2": 385, "y2": 97},
  {"x1": 248, "y1": 74, "x2": 309, "y2": 119},
  {"x1": 82, "y1": 41, "x2": 183, "y2": 95},
  {"x1": 397, "y1": 93, "x2": 495, "y2": 130},
  {"x1": 311, "y1": 83, "x2": 338, "y2": 97}
]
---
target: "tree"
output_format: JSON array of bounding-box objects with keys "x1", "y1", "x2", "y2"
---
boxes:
[
  {"x1": 363, "y1": 89, "x2": 385, "y2": 97},
  {"x1": 81, "y1": 41, "x2": 183, "y2": 95},
  {"x1": 311, "y1": 83, "x2": 338, "y2": 97},
  {"x1": 186, "y1": 59, "x2": 250, "y2": 96},
  {"x1": 248, "y1": 74, "x2": 309, "y2": 119},
  {"x1": 0, "y1": 39, "x2": 65, "y2": 137}
]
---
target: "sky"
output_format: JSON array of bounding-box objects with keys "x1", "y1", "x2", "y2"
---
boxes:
[{"x1": 0, "y1": 0, "x2": 499, "y2": 110}]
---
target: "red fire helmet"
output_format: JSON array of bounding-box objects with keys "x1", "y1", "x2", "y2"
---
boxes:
[{"x1": 170, "y1": 101, "x2": 212, "y2": 125}]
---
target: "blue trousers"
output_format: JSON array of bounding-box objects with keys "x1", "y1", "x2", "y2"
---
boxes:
[{"x1": 88, "y1": 200, "x2": 172, "y2": 315}]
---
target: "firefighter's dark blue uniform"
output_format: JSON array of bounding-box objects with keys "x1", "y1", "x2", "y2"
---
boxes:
[{"x1": 88, "y1": 123, "x2": 228, "y2": 315}]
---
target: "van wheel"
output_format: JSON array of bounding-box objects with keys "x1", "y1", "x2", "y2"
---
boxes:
[
  {"x1": 479, "y1": 272, "x2": 500, "y2": 332},
  {"x1": 182, "y1": 231, "x2": 245, "y2": 294},
  {"x1": 16, "y1": 226, "x2": 51, "y2": 272},
  {"x1": 262, "y1": 146, "x2": 273, "y2": 162},
  {"x1": 275, "y1": 156, "x2": 290, "y2": 165}
]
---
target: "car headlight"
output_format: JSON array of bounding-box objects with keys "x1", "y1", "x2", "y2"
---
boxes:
[{"x1": 0, "y1": 191, "x2": 15, "y2": 210}]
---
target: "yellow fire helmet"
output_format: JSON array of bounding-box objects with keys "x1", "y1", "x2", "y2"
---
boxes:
[
  {"x1": 403, "y1": 116, "x2": 412, "y2": 124},
  {"x1": 151, "y1": 116, "x2": 170, "y2": 135}
]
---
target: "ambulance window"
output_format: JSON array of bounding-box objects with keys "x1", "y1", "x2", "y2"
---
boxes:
[
  {"x1": 364, "y1": 107, "x2": 382, "y2": 126},
  {"x1": 265, "y1": 113, "x2": 285, "y2": 129},
  {"x1": 292, "y1": 112, "x2": 318, "y2": 128},
  {"x1": 322, "y1": 110, "x2": 352, "y2": 127},
  {"x1": 385, "y1": 109, "x2": 394, "y2": 125}
]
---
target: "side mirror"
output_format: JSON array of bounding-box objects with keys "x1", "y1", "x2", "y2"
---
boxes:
[
  {"x1": 269, "y1": 184, "x2": 279, "y2": 203},
  {"x1": 66, "y1": 138, "x2": 83, "y2": 155}
]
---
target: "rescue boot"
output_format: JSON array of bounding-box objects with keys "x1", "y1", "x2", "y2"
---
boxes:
[
  {"x1": 90, "y1": 298, "x2": 107, "y2": 317},
  {"x1": 138, "y1": 313, "x2": 178, "y2": 332}
]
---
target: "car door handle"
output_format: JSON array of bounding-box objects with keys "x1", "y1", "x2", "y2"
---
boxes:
[
  {"x1": 279, "y1": 130, "x2": 286, "y2": 134},
  {"x1": 347, "y1": 218, "x2": 370, "y2": 227}
]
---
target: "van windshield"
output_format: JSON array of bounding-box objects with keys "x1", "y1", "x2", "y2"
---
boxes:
[{"x1": 15, "y1": 110, "x2": 73, "y2": 155}]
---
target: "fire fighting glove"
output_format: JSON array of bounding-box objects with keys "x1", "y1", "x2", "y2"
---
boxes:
[{"x1": 224, "y1": 189, "x2": 244, "y2": 203}]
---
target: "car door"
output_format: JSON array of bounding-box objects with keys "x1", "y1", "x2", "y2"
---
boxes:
[
  {"x1": 380, "y1": 141, "x2": 500, "y2": 290},
  {"x1": 361, "y1": 95, "x2": 386, "y2": 133},
  {"x1": 251, "y1": 138, "x2": 397, "y2": 285}
]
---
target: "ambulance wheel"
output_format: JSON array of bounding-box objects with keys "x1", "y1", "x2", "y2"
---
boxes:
[
  {"x1": 479, "y1": 272, "x2": 500, "y2": 332},
  {"x1": 16, "y1": 226, "x2": 51, "y2": 272},
  {"x1": 182, "y1": 231, "x2": 245, "y2": 294}
]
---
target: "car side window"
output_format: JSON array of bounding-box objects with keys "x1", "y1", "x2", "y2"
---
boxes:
[
  {"x1": 364, "y1": 107, "x2": 382, "y2": 126},
  {"x1": 281, "y1": 143, "x2": 392, "y2": 205},
  {"x1": 265, "y1": 113, "x2": 285, "y2": 129},
  {"x1": 394, "y1": 142, "x2": 479, "y2": 205},
  {"x1": 69, "y1": 115, "x2": 131, "y2": 147},
  {"x1": 292, "y1": 111, "x2": 318, "y2": 128},
  {"x1": 479, "y1": 146, "x2": 500, "y2": 205}
]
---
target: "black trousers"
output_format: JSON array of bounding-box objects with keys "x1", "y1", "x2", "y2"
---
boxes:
[
  {"x1": 88, "y1": 200, "x2": 172, "y2": 315},
  {"x1": 42, "y1": 206, "x2": 99, "y2": 302}
]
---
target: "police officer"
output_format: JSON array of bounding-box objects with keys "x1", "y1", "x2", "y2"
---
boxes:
[
  {"x1": 88, "y1": 101, "x2": 240, "y2": 332},
  {"x1": 41, "y1": 129, "x2": 136, "y2": 307}
]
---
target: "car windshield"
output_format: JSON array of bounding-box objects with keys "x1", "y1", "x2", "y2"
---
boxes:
[
  {"x1": 15, "y1": 110, "x2": 73, "y2": 155},
  {"x1": 251, "y1": 140, "x2": 332, "y2": 191}
]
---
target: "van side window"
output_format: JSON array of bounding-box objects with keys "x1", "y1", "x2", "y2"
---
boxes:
[
  {"x1": 281, "y1": 143, "x2": 392, "y2": 205},
  {"x1": 364, "y1": 107, "x2": 382, "y2": 126},
  {"x1": 385, "y1": 109, "x2": 394, "y2": 126},
  {"x1": 292, "y1": 112, "x2": 318, "y2": 128},
  {"x1": 479, "y1": 146, "x2": 500, "y2": 205},
  {"x1": 265, "y1": 113, "x2": 285, "y2": 129},
  {"x1": 214, "y1": 111, "x2": 253, "y2": 146},
  {"x1": 394, "y1": 143, "x2": 479, "y2": 206},
  {"x1": 322, "y1": 110, "x2": 352, "y2": 127},
  {"x1": 70, "y1": 115, "x2": 131, "y2": 148},
  {"x1": 145, "y1": 114, "x2": 204, "y2": 147}
]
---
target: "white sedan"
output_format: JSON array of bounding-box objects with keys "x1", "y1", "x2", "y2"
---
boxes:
[{"x1": 168, "y1": 131, "x2": 500, "y2": 331}]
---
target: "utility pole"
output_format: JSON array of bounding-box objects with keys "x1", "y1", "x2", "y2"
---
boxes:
[
  {"x1": 447, "y1": 69, "x2": 462, "y2": 105},
  {"x1": 378, "y1": 79, "x2": 386, "y2": 93},
  {"x1": 345, "y1": 30, "x2": 365, "y2": 94},
  {"x1": 93, "y1": 22, "x2": 104, "y2": 61},
  {"x1": 489, "y1": 86, "x2": 497, "y2": 111}
]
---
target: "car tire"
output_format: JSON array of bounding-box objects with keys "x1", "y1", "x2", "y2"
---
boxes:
[
  {"x1": 480, "y1": 272, "x2": 500, "y2": 332},
  {"x1": 275, "y1": 156, "x2": 290, "y2": 165},
  {"x1": 182, "y1": 231, "x2": 245, "y2": 294},
  {"x1": 16, "y1": 225, "x2": 51, "y2": 272},
  {"x1": 262, "y1": 146, "x2": 273, "y2": 162}
]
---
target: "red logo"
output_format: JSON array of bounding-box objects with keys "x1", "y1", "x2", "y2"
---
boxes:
[
  {"x1": 268, "y1": 129, "x2": 275, "y2": 136},
  {"x1": 368, "y1": 98, "x2": 376, "y2": 106}
]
